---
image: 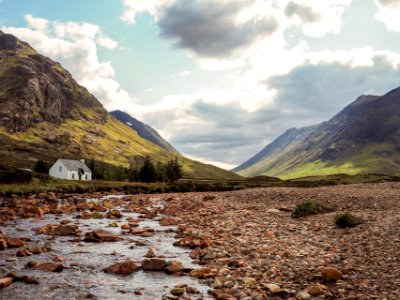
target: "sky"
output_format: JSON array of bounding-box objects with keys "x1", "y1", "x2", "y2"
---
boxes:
[{"x1": 1, "y1": 0, "x2": 400, "y2": 169}]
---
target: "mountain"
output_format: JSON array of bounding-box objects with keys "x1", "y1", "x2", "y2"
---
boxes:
[
  {"x1": 235, "y1": 89, "x2": 400, "y2": 179},
  {"x1": 0, "y1": 30, "x2": 239, "y2": 180},
  {"x1": 110, "y1": 110, "x2": 177, "y2": 154}
]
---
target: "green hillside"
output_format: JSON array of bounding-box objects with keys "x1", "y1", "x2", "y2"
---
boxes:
[
  {"x1": 235, "y1": 92, "x2": 400, "y2": 179},
  {"x1": 0, "y1": 30, "x2": 239, "y2": 180}
]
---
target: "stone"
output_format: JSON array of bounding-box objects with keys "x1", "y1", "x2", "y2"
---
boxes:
[
  {"x1": 265, "y1": 283, "x2": 281, "y2": 293},
  {"x1": 5, "y1": 238, "x2": 25, "y2": 248},
  {"x1": 104, "y1": 261, "x2": 140, "y2": 276},
  {"x1": 121, "y1": 224, "x2": 130, "y2": 230},
  {"x1": 244, "y1": 277, "x2": 257, "y2": 287},
  {"x1": 0, "y1": 277, "x2": 13, "y2": 288},
  {"x1": 144, "y1": 248, "x2": 158, "y2": 258},
  {"x1": 164, "y1": 261, "x2": 184, "y2": 274},
  {"x1": 106, "y1": 209, "x2": 122, "y2": 219},
  {"x1": 296, "y1": 291, "x2": 311, "y2": 300},
  {"x1": 170, "y1": 287, "x2": 185, "y2": 296},
  {"x1": 142, "y1": 258, "x2": 167, "y2": 271},
  {"x1": 308, "y1": 285, "x2": 324, "y2": 296},
  {"x1": 16, "y1": 248, "x2": 32, "y2": 257},
  {"x1": 321, "y1": 267, "x2": 343, "y2": 282},
  {"x1": 84, "y1": 230, "x2": 123, "y2": 242},
  {"x1": 32, "y1": 263, "x2": 64, "y2": 272}
]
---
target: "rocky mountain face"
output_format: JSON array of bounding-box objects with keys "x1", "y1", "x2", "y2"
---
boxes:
[
  {"x1": 0, "y1": 31, "x2": 239, "y2": 180},
  {"x1": 110, "y1": 110, "x2": 178, "y2": 154},
  {"x1": 235, "y1": 87, "x2": 400, "y2": 179},
  {"x1": 0, "y1": 30, "x2": 107, "y2": 133}
]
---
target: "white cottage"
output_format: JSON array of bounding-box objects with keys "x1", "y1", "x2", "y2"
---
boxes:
[{"x1": 49, "y1": 159, "x2": 92, "y2": 181}]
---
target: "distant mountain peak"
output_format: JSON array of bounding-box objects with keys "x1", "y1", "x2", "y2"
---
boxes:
[
  {"x1": 110, "y1": 110, "x2": 178, "y2": 154},
  {"x1": 235, "y1": 85, "x2": 400, "y2": 179}
]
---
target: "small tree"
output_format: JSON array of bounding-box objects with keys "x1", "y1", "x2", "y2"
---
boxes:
[
  {"x1": 138, "y1": 156, "x2": 157, "y2": 183},
  {"x1": 155, "y1": 161, "x2": 166, "y2": 182},
  {"x1": 128, "y1": 163, "x2": 139, "y2": 182},
  {"x1": 33, "y1": 160, "x2": 49, "y2": 174},
  {"x1": 165, "y1": 157, "x2": 183, "y2": 183}
]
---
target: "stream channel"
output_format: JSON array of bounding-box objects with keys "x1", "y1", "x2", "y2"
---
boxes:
[{"x1": 0, "y1": 194, "x2": 211, "y2": 299}]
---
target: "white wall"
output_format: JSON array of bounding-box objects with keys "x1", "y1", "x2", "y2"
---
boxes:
[
  {"x1": 49, "y1": 160, "x2": 92, "y2": 181},
  {"x1": 49, "y1": 159, "x2": 69, "y2": 180}
]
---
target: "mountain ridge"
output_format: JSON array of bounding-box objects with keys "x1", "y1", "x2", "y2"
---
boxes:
[
  {"x1": 0, "y1": 30, "x2": 240, "y2": 180},
  {"x1": 110, "y1": 110, "x2": 178, "y2": 154},
  {"x1": 235, "y1": 87, "x2": 400, "y2": 179}
]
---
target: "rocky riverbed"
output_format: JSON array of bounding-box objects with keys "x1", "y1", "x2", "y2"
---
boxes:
[{"x1": 1, "y1": 183, "x2": 400, "y2": 299}]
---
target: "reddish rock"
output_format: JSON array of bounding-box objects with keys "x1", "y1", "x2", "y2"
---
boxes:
[
  {"x1": 54, "y1": 256, "x2": 64, "y2": 262},
  {"x1": 321, "y1": 267, "x2": 343, "y2": 282},
  {"x1": 190, "y1": 267, "x2": 217, "y2": 279},
  {"x1": 164, "y1": 261, "x2": 185, "y2": 274},
  {"x1": 36, "y1": 224, "x2": 78, "y2": 236},
  {"x1": 6, "y1": 238, "x2": 25, "y2": 248},
  {"x1": 203, "y1": 195, "x2": 216, "y2": 201},
  {"x1": 159, "y1": 217, "x2": 183, "y2": 226},
  {"x1": 106, "y1": 209, "x2": 122, "y2": 219},
  {"x1": 142, "y1": 258, "x2": 167, "y2": 271},
  {"x1": 308, "y1": 285, "x2": 325, "y2": 296},
  {"x1": 84, "y1": 229, "x2": 123, "y2": 242},
  {"x1": 52, "y1": 225, "x2": 79, "y2": 236},
  {"x1": 104, "y1": 261, "x2": 140, "y2": 276},
  {"x1": 16, "y1": 248, "x2": 32, "y2": 257},
  {"x1": 31, "y1": 263, "x2": 64, "y2": 272},
  {"x1": 200, "y1": 238, "x2": 212, "y2": 248},
  {"x1": 0, "y1": 277, "x2": 13, "y2": 288}
]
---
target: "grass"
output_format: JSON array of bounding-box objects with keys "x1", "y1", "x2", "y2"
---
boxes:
[
  {"x1": 291, "y1": 200, "x2": 334, "y2": 218},
  {"x1": 334, "y1": 212, "x2": 364, "y2": 228}
]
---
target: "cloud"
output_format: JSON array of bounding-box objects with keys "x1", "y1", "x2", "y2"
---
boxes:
[
  {"x1": 375, "y1": 0, "x2": 400, "y2": 31},
  {"x1": 136, "y1": 49, "x2": 400, "y2": 167},
  {"x1": 284, "y1": 0, "x2": 353, "y2": 37},
  {"x1": 3, "y1": 15, "x2": 131, "y2": 110},
  {"x1": 284, "y1": 2, "x2": 321, "y2": 24},
  {"x1": 156, "y1": 0, "x2": 278, "y2": 58}
]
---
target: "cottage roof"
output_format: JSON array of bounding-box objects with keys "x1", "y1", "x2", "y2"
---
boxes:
[{"x1": 59, "y1": 159, "x2": 91, "y2": 173}]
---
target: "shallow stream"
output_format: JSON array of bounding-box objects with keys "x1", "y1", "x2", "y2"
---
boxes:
[{"x1": 0, "y1": 195, "x2": 211, "y2": 299}]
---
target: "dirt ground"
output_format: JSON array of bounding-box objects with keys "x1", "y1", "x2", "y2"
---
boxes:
[{"x1": 1, "y1": 182, "x2": 399, "y2": 299}]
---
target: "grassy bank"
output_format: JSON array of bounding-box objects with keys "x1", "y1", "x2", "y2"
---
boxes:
[{"x1": 1, "y1": 173, "x2": 399, "y2": 196}]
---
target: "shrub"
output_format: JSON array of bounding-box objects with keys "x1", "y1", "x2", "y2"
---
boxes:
[
  {"x1": 334, "y1": 212, "x2": 364, "y2": 228},
  {"x1": 292, "y1": 200, "x2": 333, "y2": 218},
  {"x1": 33, "y1": 160, "x2": 49, "y2": 174}
]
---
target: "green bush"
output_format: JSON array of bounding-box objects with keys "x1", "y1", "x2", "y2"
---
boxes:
[
  {"x1": 334, "y1": 212, "x2": 364, "y2": 228},
  {"x1": 292, "y1": 200, "x2": 333, "y2": 218}
]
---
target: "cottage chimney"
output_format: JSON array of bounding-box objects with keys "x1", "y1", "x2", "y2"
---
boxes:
[{"x1": 80, "y1": 159, "x2": 85, "y2": 164}]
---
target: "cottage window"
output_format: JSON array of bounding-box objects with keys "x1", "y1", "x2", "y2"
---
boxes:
[
  {"x1": 59, "y1": 166, "x2": 62, "y2": 172},
  {"x1": 72, "y1": 173, "x2": 75, "y2": 179},
  {"x1": 85, "y1": 174, "x2": 88, "y2": 180}
]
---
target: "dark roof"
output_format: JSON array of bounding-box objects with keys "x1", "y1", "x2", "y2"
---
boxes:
[{"x1": 59, "y1": 159, "x2": 91, "y2": 173}]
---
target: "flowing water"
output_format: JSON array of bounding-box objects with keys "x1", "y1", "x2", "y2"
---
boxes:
[{"x1": 0, "y1": 195, "x2": 211, "y2": 299}]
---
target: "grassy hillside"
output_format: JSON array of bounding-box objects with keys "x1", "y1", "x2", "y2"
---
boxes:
[
  {"x1": 0, "y1": 31, "x2": 239, "y2": 180},
  {"x1": 0, "y1": 117, "x2": 239, "y2": 180},
  {"x1": 235, "y1": 91, "x2": 400, "y2": 179}
]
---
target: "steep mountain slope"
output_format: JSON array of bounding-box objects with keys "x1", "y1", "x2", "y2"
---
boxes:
[
  {"x1": 110, "y1": 110, "x2": 178, "y2": 154},
  {"x1": 0, "y1": 30, "x2": 239, "y2": 180},
  {"x1": 235, "y1": 89, "x2": 400, "y2": 179}
]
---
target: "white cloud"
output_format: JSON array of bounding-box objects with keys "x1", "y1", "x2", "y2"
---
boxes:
[{"x1": 375, "y1": 0, "x2": 400, "y2": 31}]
